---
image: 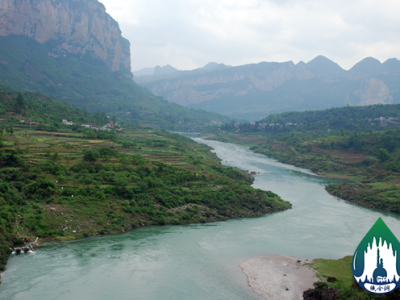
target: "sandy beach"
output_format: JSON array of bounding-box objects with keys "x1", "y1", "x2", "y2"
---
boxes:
[{"x1": 240, "y1": 254, "x2": 318, "y2": 300}]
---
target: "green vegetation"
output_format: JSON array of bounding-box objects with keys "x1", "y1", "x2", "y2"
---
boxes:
[
  {"x1": 308, "y1": 257, "x2": 400, "y2": 299},
  {"x1": 0, "y1": 35, "x2": 230, "y2": 130},
  {"x1": 0, "y1": 89, "x2": 291, "y2": 273},
  {"x1": 205, "y1": 106, "x2": 400, "y2": 214},
  {"x1": 221, "y1": 104, "x2": 400, "y2": 134},
  {"x1": 0, "y1": 89, "x2": 108, "y2": 127}
]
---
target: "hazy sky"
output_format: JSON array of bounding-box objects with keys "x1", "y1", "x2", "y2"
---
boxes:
[{"x1": 100, "y1": 0, "x2": 400, "y2": 71}]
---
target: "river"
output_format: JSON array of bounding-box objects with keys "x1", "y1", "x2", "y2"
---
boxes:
[{"x1": 1, "y1": 138, "x2": 399, "y2": 300}]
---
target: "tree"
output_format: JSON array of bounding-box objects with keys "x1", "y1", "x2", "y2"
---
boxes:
[
  {"x1": 51, "y1": 152, "x2": 59, "y2": 161},
  {"x1": 98, "y1": 147, "x2": 116, "y2": 160},
  {"x1": 83, "y1": 149, "x2": 99, "y2": 164},
  {"x1": 377, "y1": 148, "x2": 390, "y2": 163},
  {"x1": 15, "y1": 93, "x2": 25, "y2": 114}
]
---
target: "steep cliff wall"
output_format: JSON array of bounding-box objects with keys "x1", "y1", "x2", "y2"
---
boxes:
[{"x1": 0, "y1": 0, "x2": 131, "y2": 73}]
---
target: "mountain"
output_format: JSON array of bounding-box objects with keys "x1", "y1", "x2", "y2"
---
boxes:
[
  {"x1": 383, "y1": 58, "x2": 400, "y2": 72},
  {"x1": 0, "y1": 0, "x2": 230, "y2": 129},
  {"x1": 0, "y1": 0, "x2": 131, "y2": 76},
  {"x1": 135, "y1": 56, "x2": 400, "y2": 121},
  {"x1": 133, "y1": 67, "x2": 155, "y2": 77},
  {"x1": 154, "y1": 65, "x2": 178, "y2": 76},
  {"x1": 306, "y1": 55, "x2": 345, "y2": 77},
  {"x1": 202, "y1": 62, "x2": 232, "y2": 71},
  {"x1": 134, "y1": 62, "x2": 232, "y2": 85},
  {"x1": 349, "y1": 57, "x2": 383, "y2": 75}
]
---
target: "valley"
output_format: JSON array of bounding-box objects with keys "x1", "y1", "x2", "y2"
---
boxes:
[{"x1": 0, "y1": 0, "x2": 399, "y2": 299}]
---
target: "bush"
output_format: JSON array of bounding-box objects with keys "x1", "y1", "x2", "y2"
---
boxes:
[
  {"x1": 83, "y1": 149, "x2": 99, "y2": 164},
  {"x1": 377, "y1": 148, "x2": 390, "y2": 162}
]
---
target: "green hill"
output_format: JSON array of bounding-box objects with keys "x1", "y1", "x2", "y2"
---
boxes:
[
  {"x1": 220, "y1": 104, "x2": 400, "y2": 134},
  {"x1": 0, "y1": 87, "x2": 108, "y2": 127},
  {"x1": 0, "y1": 35, "x2": 229, "y2": 130}
]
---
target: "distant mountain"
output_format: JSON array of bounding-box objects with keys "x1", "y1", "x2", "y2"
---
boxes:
[
  {"x1": 306, "y1": 55, "x2": 345, "y2": 77},
  {"x1": 383, "y1": 58, "x2": 400, "y2": 72},
  {"x1": 154, "y1": 65, "x2": 178, "y2": 76},
  {"x1": 133, "y1": 67, "x2": 155, "y2": 77},
  {"x1": 202, "y1": 62, "x2": 232, "y2": 71},
  {"x1": 349, "y1": 57, "x2": 383, "y2": 76},
  {"x1": 135, "y1": 56, "x2": 400, "y2": 121},
  {"x1": 0, "y1": 0, "x2": 230, "y2": 130},
  {"x1": 134, "y1": 62, "x2": 232, "y2": 84}
]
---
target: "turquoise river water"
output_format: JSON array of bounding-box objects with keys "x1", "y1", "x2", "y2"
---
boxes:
[{"x1": 1, "y1": 137, "x2": 400, "y2": 300}]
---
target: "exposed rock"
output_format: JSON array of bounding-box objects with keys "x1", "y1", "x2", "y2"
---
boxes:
[
  {"x1": 0, "y1": 0, "x2": 131, "y2": 73},
  {"x1": 355, "y1": 78, "x2": 393, "y2": 106},
  {"x1": 303, "y1": 282, "x2": 341, "y2": 300}
]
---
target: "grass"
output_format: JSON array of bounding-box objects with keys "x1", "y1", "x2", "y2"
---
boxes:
[{"x1": 311, "y1": 256, "x2": 354, "y2": 290}]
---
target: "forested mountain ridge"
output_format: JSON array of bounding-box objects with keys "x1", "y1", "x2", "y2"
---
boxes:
[
  {"x1": 135, "y1": 56, "x2": 400, "y2": 121},
  {"x1": 220, "y1": 104, "x2": 400, "y2": 134},
  {"x1": 0, "y1": 1, "x2": 230, "y2": 130}
]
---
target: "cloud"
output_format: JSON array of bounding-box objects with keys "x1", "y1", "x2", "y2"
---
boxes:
[{"x1": 100, "y1": 0, "x2": 400, "y2": 71}]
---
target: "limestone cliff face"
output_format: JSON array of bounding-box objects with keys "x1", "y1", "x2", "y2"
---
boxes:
[{"x1": 0, "y1": 0, "x2": 131, "y2": 73}]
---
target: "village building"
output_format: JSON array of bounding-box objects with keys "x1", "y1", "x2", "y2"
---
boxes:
[{"x1": 62, "y1": 119, "x2": 74, "y2": 126}]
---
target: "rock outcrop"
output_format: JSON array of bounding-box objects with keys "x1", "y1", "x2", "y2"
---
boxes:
[
  {"x1": 0, "y1": 0, "x2": 131, "y2": 73},
  {"x1": 355, "y1": 78, "x2": 393, "y2": 106}
]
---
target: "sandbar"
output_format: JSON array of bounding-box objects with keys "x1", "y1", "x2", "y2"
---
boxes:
[{"x1": 240, "y1": 254, "x2": 318, "y2": 300}]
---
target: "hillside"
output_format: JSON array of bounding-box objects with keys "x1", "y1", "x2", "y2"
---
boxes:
[
  {"x1": 135, "y1": 56, "x2": 400, "y2": 121},
  {"x1": 0, "y1": 1, "x2": 230, "y2": 130},
  {"x1": 0, "y1": 94, "x2": 291, "y2": 272},
  {"x1": 219, "y1": 104, "x2": 400, "y2": 135},
  {"x1": 0, "y1": 87, "x2": 109, "y2": 127}
]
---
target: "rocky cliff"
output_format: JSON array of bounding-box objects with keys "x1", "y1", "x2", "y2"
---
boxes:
[{"x1": 0, "y1": 0, "x2": 131, "y2": 73}]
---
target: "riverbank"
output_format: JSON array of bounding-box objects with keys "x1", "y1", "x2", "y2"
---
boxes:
[
  {"x1": 240, "y1": 254, "x2": 317, "y2": 300},
  {"x1": 0, "y1": 128, "x2": 292, "y2": 284},
  {"x1": 203, "y1": 132, "x2": 400, "y2": 215}
]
